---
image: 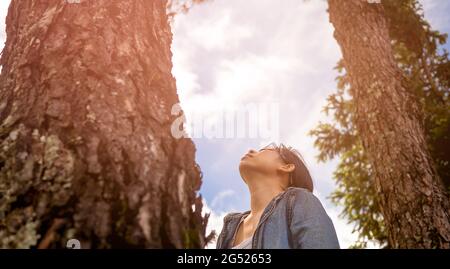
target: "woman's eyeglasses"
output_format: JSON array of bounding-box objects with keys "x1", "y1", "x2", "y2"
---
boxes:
[{"x1": 261, "y1": 143, "x2": 294, "y2": 187}]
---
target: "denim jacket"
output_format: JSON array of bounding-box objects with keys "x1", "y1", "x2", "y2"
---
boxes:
[{"x1": 216, "y1": 187, "x2": 340, "y2": 249}]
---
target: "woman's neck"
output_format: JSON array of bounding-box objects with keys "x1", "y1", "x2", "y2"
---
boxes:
[{"x1": 247, "y1": 183, "x2": 285, "y2": 217}]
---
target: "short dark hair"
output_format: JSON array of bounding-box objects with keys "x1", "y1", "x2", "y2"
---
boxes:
[{"x1": 263, "y1": 143, "x2": 314, "y2": 192}]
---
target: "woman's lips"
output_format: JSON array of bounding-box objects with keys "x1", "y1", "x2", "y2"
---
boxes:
[{"x1": 241, "y1": 154, "x2": 252, "y2": 160}]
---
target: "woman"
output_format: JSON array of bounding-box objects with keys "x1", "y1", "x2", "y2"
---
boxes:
[{"x1": 216, "y1": 143, "x2": 340, "y2": 249}]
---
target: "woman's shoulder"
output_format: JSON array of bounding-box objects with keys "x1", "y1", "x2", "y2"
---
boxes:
[
  {"x1": 286, "y1": 187, "x2": 326, "y2": 214},
  {"x1": 223, "y1": 212, "x2": 241, "y2": 220},
  {"x1": 286, "y1": 187, "x2": 318, "y2": 201},
  {"x1": 223, "y1": 211, "x2": 249, "y2": 222}
]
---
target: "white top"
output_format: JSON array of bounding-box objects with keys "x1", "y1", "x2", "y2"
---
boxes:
[{"x1": 232, "y1": 236, "x2": 253, "y2": 249}]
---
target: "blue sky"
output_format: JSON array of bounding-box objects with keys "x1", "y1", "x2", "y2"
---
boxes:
[{"x1": 0, "y1": 0, "x2": 449, "y2": 249}]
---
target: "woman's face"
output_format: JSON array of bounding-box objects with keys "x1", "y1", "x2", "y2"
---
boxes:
[{"x1": 239, "y1": 147, "x2": 285, "y2": 180}]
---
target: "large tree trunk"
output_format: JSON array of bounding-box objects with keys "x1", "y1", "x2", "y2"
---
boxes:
[
  {"x1": 328, "y1": 0, "x2": 450, "y2": 248},
  {"x1": 0, "y1": 0, "x2": 207, "y2": 248}
]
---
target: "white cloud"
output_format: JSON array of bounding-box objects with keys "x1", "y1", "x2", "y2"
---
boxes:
[
  {"x1": 210, "y1": 189, "x2": 236, "y2": 209},
  {"x1": 184, "y1": 8, "x2": 253, "y2": 51},
  {"x1": 327, "y1": 206, "x2": 381, "y2": 249},
  {"x1": 421, "y1": 0, "x2": 450, "y2": 31},
  {"x1": 0, "y1": 0, "x2": 11, "y2": 73},
  {"x1": 0, "y1": 1, "x2": 9, "y2": 40},
  {"x1": 201, "y1": 197, "x2": 228, "y2": 249},
  {"x1": 326, "y1": 206, "x2": 360, "y2": 249}
]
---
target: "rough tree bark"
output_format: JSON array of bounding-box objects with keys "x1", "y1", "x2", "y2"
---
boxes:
[
  {"x1": 0, "y1": 0, "x2": 209, "y2": 248},
  {"x1": 328, "y1": 0, "x2": 450, "y2": 248}
]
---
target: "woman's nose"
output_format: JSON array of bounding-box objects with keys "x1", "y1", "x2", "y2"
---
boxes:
[{"x1": 248, "y1": 149, "x2": 257, "y2": 154}]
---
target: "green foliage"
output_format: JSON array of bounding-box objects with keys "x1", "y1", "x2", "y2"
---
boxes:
[{"x1": 309, "y1": 0, "x2": 450, "y2": 248}]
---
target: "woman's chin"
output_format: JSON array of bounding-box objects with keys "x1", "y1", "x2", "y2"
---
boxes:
[
  {"x1": 239, "y1": 159, "x2": 255, "y2": 172},
  {"x1": 238, "y1": 160, "x2": 248, "y2": 170}
]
